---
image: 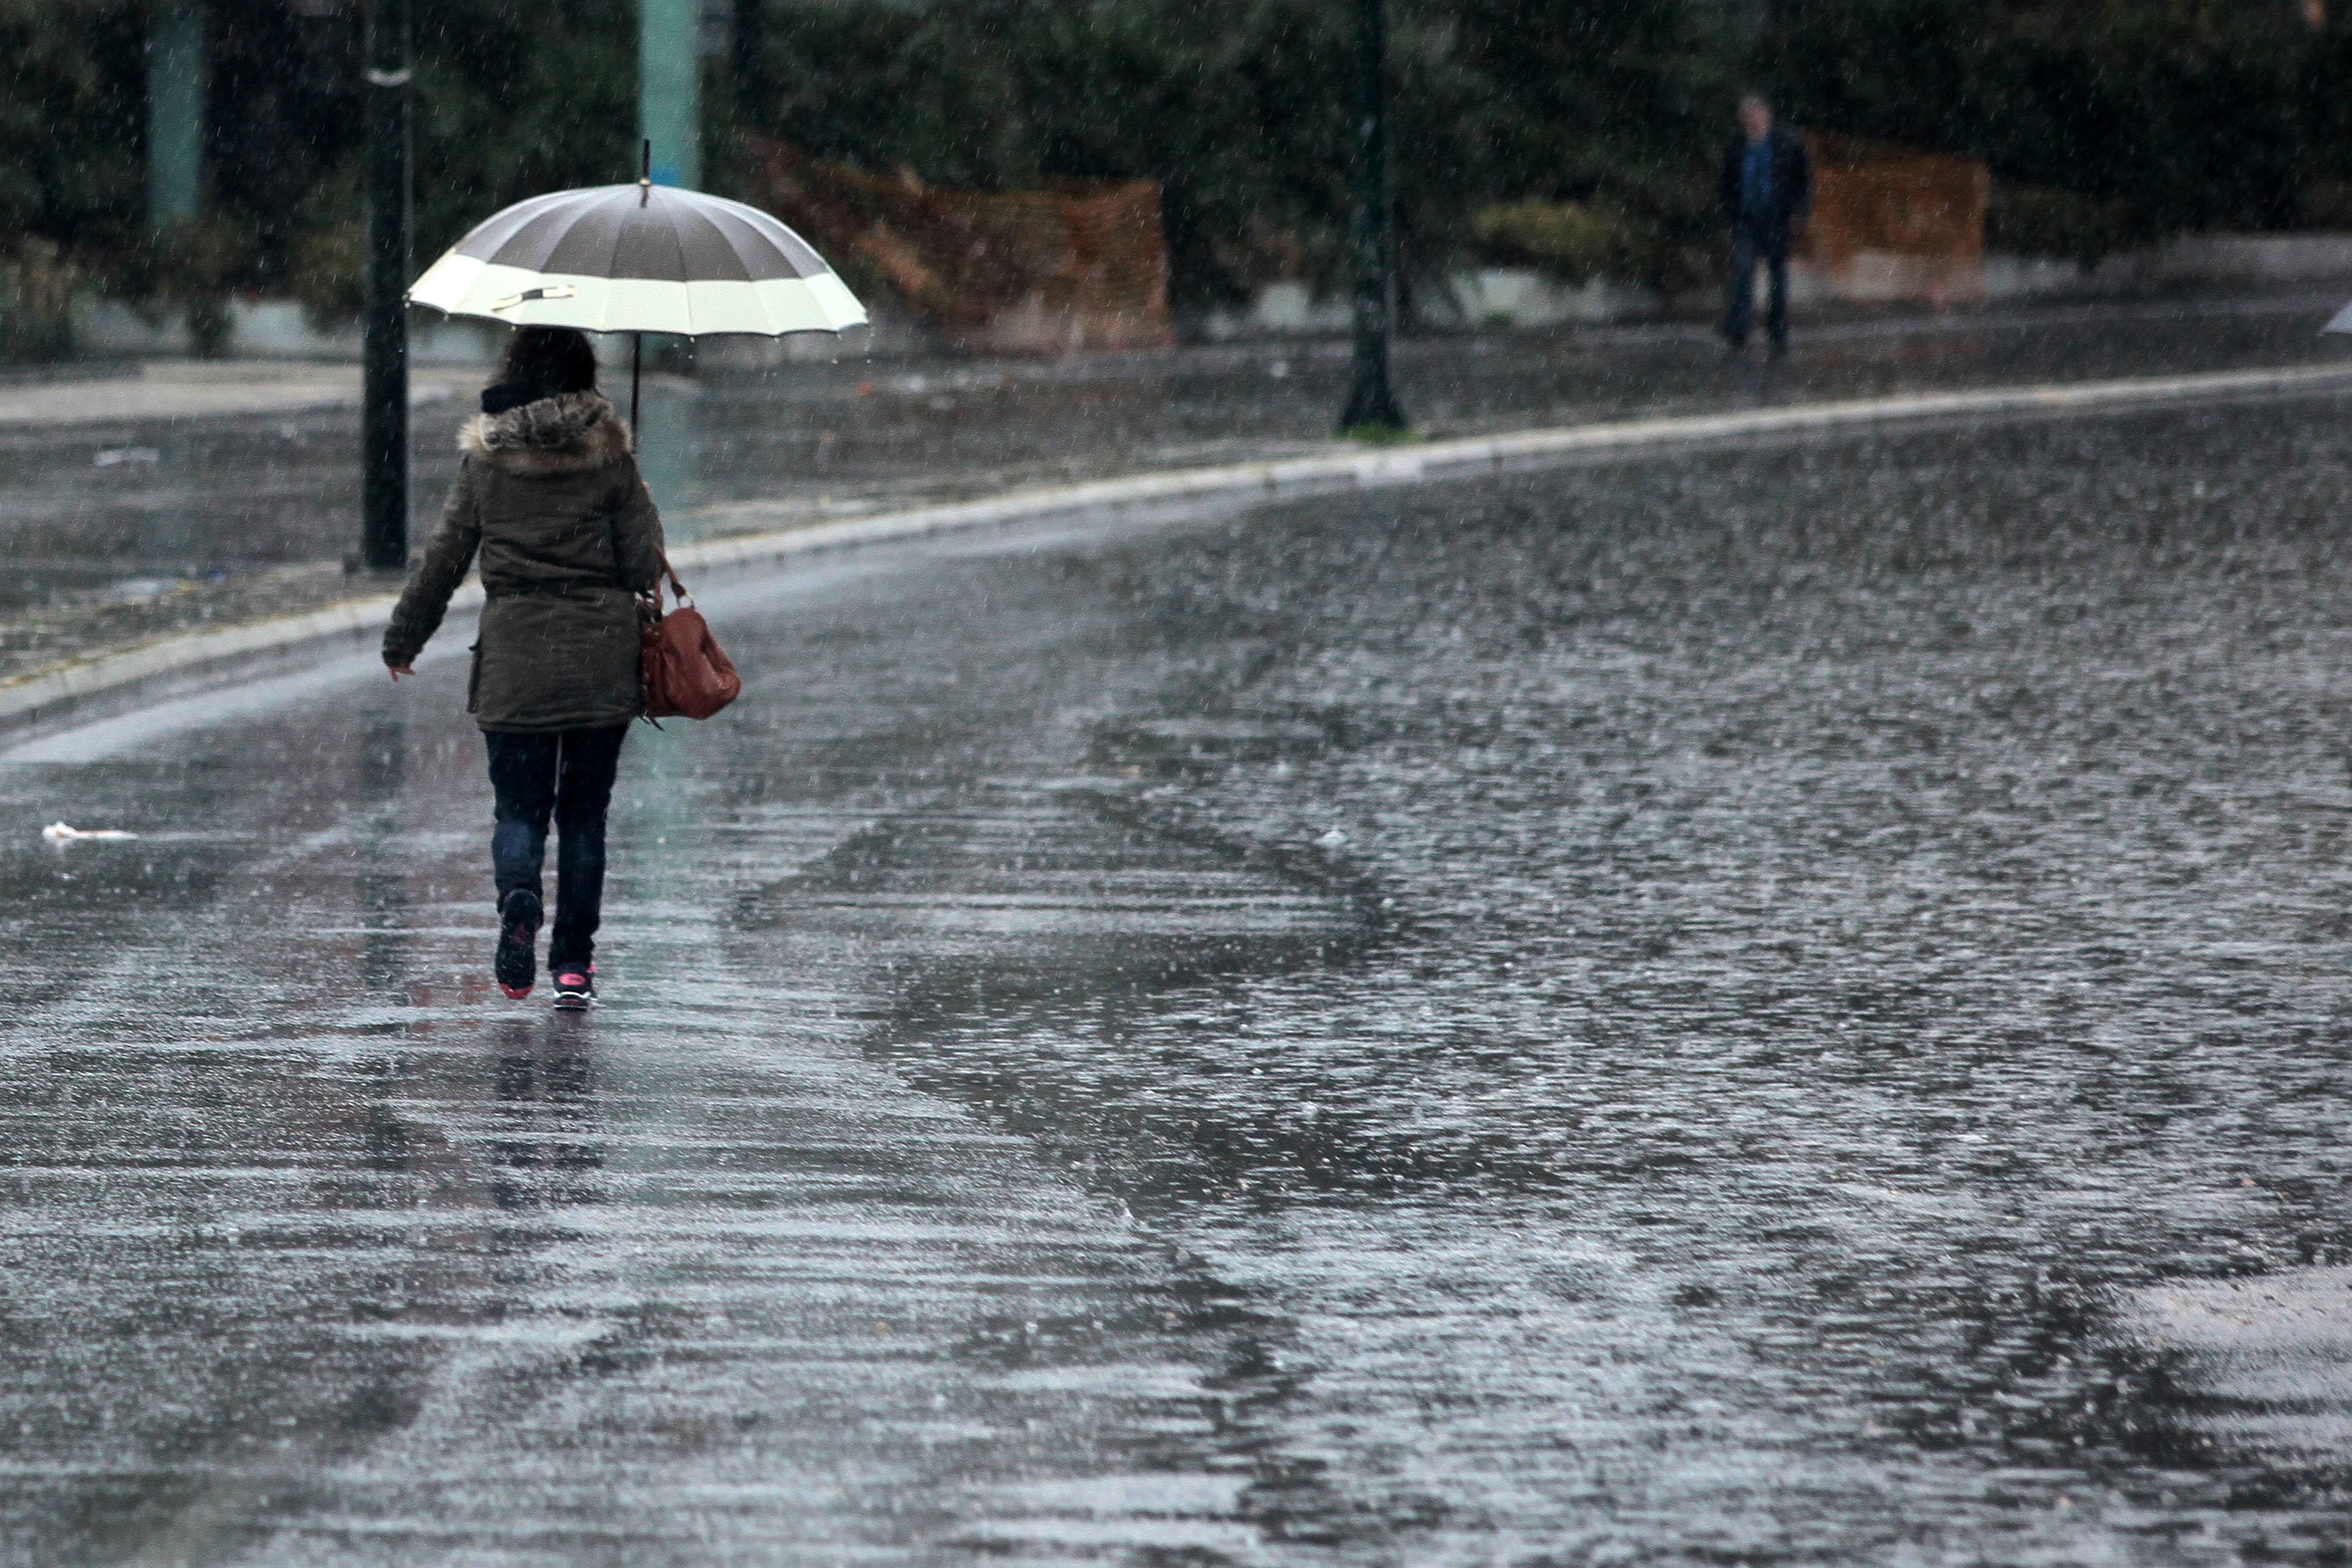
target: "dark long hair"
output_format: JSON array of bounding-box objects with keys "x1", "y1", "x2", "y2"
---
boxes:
[{"x1": 483, "y1": 325, "x2": 598, "y2": 414}]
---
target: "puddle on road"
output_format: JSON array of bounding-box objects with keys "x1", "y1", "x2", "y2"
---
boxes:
[
  {"x1": 718, "y1": 776, "x2": 1420, "y2": 1553},
  {"x1": 2109, "y1": 1267, "x2": 2352, "y2": 1511},
  {"x1": 702, "y1": 396, "x2": 2352, "y2": 1563}
]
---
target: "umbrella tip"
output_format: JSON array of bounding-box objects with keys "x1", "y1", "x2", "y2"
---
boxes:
[{"x1": 640, "y1": 139, "x2": 653, "y2": 205}]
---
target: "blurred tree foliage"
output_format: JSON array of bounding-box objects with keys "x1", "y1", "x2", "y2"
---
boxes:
[
  {"x1": 1984, "y1": 183, "x2": 2141, "y2": 270},
  {"x1": 1755, "y1": 0, "x2": 2314, "y2": 251},
  {"x1": 1, "y1": 0, "x2": 642, "y2": 331},
  {"x1": 291, "y1": 0, "x2": 643, "y2": 328},
  {"x1": 0, "y1": 241, "x2": 84, "y2": 361},
  {"x1": 0, "y1": 0, "x2": 148, "y2": 261},
  {"x1": 114, "y1": 214, "x2": 256, "y2": 354},
  {"x1": 0, "y1": 0, "x2": 142, "y2": 354},
  {"x1": 743, "y1": 0, "x2": 1731, "y2": 309},
  {"x1": 6, "y1": 0, "x2": 2352, "y2": 344}
]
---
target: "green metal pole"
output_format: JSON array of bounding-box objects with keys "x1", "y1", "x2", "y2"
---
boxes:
[
  {"x1": 640, "y1": 0, "x2": 702, "y2": 188},
  {"x1": 147, "y1": 0, "x2": 204, "y2": 232},
  {"x1": 360, "y1": 0, "x2": 413, "y2": 573},
  {"x1": 1338, "y1": 0, "x2": 1407, "y2": 434}
]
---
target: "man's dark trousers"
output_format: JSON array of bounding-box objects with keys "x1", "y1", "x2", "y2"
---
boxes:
[
  {"x1": 1725, "y1": 224, "x2": 1789, "y2": 351},
  {"x1": 485, "y1": 726, "x2": 629, "y2": 968}
]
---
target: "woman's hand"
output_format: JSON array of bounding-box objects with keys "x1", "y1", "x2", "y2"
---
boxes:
[{"x1": 387, "y1": 663, "x2": 416, "y2": 682}]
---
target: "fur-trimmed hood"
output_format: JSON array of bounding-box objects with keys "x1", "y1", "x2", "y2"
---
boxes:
[{"x1": 459, "y1": 390, "x2": 632, "y2": 475}]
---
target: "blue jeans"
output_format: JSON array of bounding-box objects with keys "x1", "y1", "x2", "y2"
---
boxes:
[
  {"x1": 485, "y1": 726, "x2": 628, "y2": 968},
  {"x1": 1724, "y1": 226, "x2": 1790, "y2": 349}
]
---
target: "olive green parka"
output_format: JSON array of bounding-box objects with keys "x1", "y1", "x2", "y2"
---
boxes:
[{"x1": 383, "y1": 391, "x2": 665, "y2": 732}]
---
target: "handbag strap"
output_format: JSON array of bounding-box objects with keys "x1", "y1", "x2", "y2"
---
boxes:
[{"x1": 648, "y1": 552, "x2": 691, "y2": 612}]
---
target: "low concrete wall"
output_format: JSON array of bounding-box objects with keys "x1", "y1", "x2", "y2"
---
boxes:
[
  {"x1": 1803, "y1": 233, "x2": 2352, "y2": 311},
  {"x1": 1194, "y1": 281, "x2": 1350, "y2": 339},
  {"x1": 1200, "y1": 234, "x2": 2352, "y2": 337},
  {"x1": 1443, "y1": 270, "x2": 1666, "y2": 329},
  {"x1": 74, "y1": 297, "x2": 507, "y2": 366},
  {"x1": 1789, "y1": 253, "x2": 1976, "y2": 308},
  {"x1": 1986, "y1": 233, "x2": 2352, "y2": 302},
  {"x1": 1489, "y1": 232, "x2": 2352, "y2": 323},
  {"x1": 71, "y1": 295, "x2": 907, "y2": 369},
  {"x1": 1193, "y1": 272, "x2": 1669, "y2": 339}
]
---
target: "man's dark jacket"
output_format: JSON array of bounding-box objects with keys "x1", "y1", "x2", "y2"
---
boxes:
[{"x1": 1718, "y1": 129, "x2": 1814, "y2": 250}]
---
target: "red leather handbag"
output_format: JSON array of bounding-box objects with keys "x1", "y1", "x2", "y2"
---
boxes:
[{"x1": 639, "y1": 558, "x2": 740, "y2": 721}]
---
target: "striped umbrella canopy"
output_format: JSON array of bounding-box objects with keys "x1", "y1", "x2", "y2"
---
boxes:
[{"x1": 408, "y1": 181, "x2": 866, "y2": 339}]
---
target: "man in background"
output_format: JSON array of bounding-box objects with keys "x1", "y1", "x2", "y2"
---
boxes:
[{"x1": 1719, "y1": 92, "x2": 1812, "y2": 356}]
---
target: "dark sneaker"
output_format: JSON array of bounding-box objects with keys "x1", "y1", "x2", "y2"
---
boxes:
[
  {"x1": 551, "y1": 963, "x2": 595, "y2": 1010},
  {"x1": 495, "y1": 889, "x2": 542, "y2": 1000}
]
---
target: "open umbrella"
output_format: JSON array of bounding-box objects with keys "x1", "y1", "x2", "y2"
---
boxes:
[{"x1": 407, "y1": 145, "x2": 867, "y2": 428}]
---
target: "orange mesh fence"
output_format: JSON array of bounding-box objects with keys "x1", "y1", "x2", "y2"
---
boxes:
[
  {"x1": 744, "y1": 135, "x2": 1172, "y2": 355},
  {"x1": 1801, "y1": 132, "x2": 1989, "y2": 304}
]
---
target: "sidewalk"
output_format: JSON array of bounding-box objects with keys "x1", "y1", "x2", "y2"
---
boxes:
[
  {"x1": 3, "y1": 286, "x2": 2348, "y2": 698},
  {"x1": 0, "y1": 360, "x2": 479, "y2": 428}
]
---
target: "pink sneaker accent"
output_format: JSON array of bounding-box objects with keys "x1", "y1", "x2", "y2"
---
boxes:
[{"x1": 552, "y1": 962, "x2": 595, "y2": 1010}]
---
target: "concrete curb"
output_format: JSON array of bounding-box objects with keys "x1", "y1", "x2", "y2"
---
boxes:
[{"x1": 7, "y1": 358, "x2": 2349, "y2": 732}]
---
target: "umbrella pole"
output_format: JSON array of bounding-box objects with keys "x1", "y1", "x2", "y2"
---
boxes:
[{"x1": 631, "y1": 332, "x2": 642, "y2": 434}]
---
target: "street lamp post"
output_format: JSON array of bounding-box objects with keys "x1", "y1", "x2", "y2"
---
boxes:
[
  {"x1": 146, "y1": 0, "x2": 204, "y2": 234},
  {"x1": 1339, "y1": 0, "x2": 1407, "y2": 435},
  {"x1": 360, "y1": 0, "x2": 413, "y2": 574},
  {"x1": 641, "y1": 0, "x2": 702, "y2": 189}
]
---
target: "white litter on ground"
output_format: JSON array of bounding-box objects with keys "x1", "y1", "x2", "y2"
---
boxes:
[{"x1": 41, "y1": 823, "x2": 137, "y2": 843}]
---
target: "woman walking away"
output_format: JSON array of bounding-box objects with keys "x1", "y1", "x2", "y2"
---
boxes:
[{"x1": 382, "y1": 325, "x2": 665, "y2": 1009}]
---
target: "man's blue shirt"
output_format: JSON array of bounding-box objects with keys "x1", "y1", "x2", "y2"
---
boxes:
[{"x1": 1741, "y1": 138, "x2": 1773, "y2": 216}]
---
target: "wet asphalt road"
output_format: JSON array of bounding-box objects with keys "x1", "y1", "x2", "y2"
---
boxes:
[{"x1": 9, "y1": 384, "x2": 2352, "y2": 1563}]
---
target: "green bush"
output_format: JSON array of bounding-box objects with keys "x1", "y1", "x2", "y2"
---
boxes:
[
  {"x1": 0, "y1": 240, "x2": 81, "y2": 361},
  {"x1": 1756, "y1": 0, "x2": 2306, "y2": 237},
  {"x1": 747, "y1": 0, "x2": 1728, "y2": 312},
  {"x1": 410, "y1": 0, "x2": 640, "y2": 263},
  {"x1": 141, "y1": 216, "x2": 257, "y2": 356},
  {"x1": 0, "y1": 0, "x2": 638, "y2": 329},
  {"x1": 287, "y1": 169, "x2": 364, "y2": 330},
  {"x1": 753, "y1": 0, "x2": 1379, "y2": 307},
  {"x1": 0, "y1": 0, "x2": 145, "y2": 262},
  {"x1": 1474, "y1": 200, "x2": 1628, "y2": 283},
  {"x1": 1986, "y1": 184, "x2": 2142, "y2": 268},
  {"x1": 2300, "y1": 177, "x2": 2352, "y2": 230}
]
